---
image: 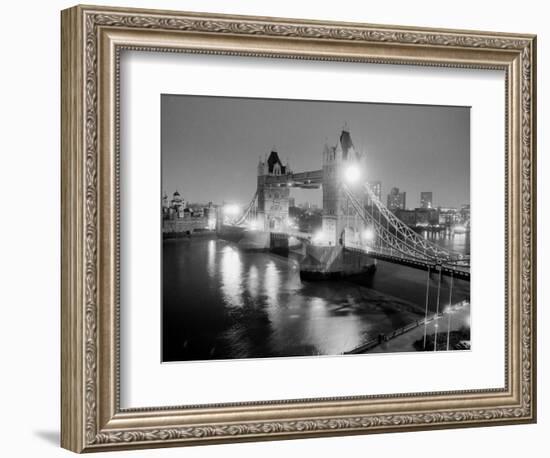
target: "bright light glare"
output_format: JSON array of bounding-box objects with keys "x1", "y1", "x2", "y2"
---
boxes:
[
  {"x1": 287, "y1": 217, "x2": 298, "y2": 229},
  {"x1": 223, "y1": 204, "x2": 240, "y2": 216},
  {"x1": 312, "y1": 231, "x2": 325, "y2": 245},
  {"x1": 344, "y1": 164, "x2": 361, "y2": 183},
  {"x1": 248, "y1": 221, "x2": 258, "y2": 231},
  {"x1": 363, "y1": 228, "x2": 375, "y2": 241}
]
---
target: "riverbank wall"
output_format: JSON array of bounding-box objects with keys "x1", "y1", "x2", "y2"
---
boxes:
[{"x1": 163, "y1": 216, "x2": 210, "y2": 235}]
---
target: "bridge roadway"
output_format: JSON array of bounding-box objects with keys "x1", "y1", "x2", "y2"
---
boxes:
[
  {"x1": 270, "y1": 230, "x2": 312, "y2": 241},
  {"x1": 343, "y1": 245, "x2": 470, "y2": 281},
  {"x1": 269, "y1": 231, "x2": 470, "y2": 281}
]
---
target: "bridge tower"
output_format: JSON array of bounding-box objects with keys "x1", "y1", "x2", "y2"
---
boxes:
[
  {"x1": 322, "y1": 129, "x2": 367, "y2": 246},
  {"x1": 256, "y1": 150, "x2": 291, "y2": 232}
]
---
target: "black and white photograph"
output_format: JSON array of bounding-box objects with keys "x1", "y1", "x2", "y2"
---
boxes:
[
  {"x1": 161, "y1": 95, "x2": 471, "y2": 362},
  {"x1": 1, "y1": 0, "x2": 541, "y2": 455}
]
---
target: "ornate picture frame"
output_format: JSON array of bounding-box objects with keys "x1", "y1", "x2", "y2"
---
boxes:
[{"x1": 61, "y1": 4, "x2": 536, "y2": 453}]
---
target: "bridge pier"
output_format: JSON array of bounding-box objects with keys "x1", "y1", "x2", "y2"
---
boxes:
[
  {"x1": 300, "y1": 244, "x2": 376, "y2": 281},
  {"x1": 269, "y1": 232, "x2": 289, "y2": 255},
  {"x1": 217, "y1": 225, "x2": 271, "y2": 250}
]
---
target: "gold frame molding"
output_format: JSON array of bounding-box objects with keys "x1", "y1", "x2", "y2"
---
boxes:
[{"x1": 61, "y1": 4, "x2": 537, "y2": 453}]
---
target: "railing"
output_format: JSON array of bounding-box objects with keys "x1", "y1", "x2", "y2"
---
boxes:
[
  {"x1": 344, "y1": 244, "x2": 470, "y2": 279},
  {"x1": 342, "y1": 183, "x2": 469, "y2": 271},
  {"x1": 233, "y1": 190, "x2": 258, "y2": 226},
  {"x1": 345, "y1": 300, "x2": 470, "y2": 354},
  {"x1": 271, "y1": 230, "x2": 312, "y2": 241},
  {"x1": 361, "y1": 182, "x2": 466, "y2": 262},
  {"x1": 263, "y1": 169, "x2": 323, "y2": 187}
]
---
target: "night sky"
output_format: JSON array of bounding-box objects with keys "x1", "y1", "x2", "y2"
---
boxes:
[{"x1": 161, "y1": 95, "x2": 470, "y2": 209}]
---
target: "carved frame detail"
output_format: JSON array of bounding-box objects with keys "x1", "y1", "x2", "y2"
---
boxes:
[{"x1": 61, "y1": 5, "x2": 536, "y2": 453}]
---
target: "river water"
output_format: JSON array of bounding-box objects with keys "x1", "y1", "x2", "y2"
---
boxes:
[{"x1": 162, "y1": 233, "x2": 470, "y2": 362}]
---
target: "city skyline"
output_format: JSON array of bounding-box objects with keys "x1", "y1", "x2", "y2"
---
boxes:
[
  {"x1": 162, "y1": 94, "x2": 471, "y2": 363},
  {"x1": 162, "y1": 95, "x2": 470, "y2": 209},
  {"x1": 162, "y1": 188, "x2": 467, "y2": 212}
]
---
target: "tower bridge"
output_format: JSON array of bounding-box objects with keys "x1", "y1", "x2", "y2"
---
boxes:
[{"x1": 219, "y1": 128, "x2": 470, "y2": 282}]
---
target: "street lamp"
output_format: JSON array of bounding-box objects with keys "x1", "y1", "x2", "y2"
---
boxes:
[
  {"x1": 445, "y1": 305, "x2": 454, "y2": 351},
  {"x1": 223, "y1": 204, "x2": 241, "y2": 225},
  {"x1": 344, "y1": 164, "x2": 361, "y2": 184},
  {"x1": 363, "y1": 227, "x2": 375, "y2": 243},
  {"x1": 433, "y1": 321, "x2": 439, "y2": 352},
  {"x1": 223, "y1": 204, "x2": 240, "y2": 216},
  {"x1": 446, "y1": 272, "x2": 454, "y2": 351},
  {"x1": 312, "y1": 230, "x2": 325, "y2": 245}
]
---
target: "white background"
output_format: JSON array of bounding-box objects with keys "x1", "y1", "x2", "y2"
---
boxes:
[
  {"x1": 0, "y1": 0, "x2": 546, "y2": 457},
  {"x1": 121, "y1": 53, "x2": 504, "y2": 407}
]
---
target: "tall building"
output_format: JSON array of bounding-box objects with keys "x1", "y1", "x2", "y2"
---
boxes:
[
  {"x1": 395, "y1": 209, "x2": 416, "y2": 226},
  {"x1": 257, "y1": 150, "x2": 291, "y2": 231},
  {"x1": 162, "y1": 192, "x2": 170, "y2": 219},
  {"x1": 387, "y1": 187, "x2": 406, "y2": 212},
  {"x1": 460, "y1": 204, "x2": 471, "y2": 226},
  {"x1": 170, "y1": 190, "x2": 186, "y2": 218},
  {"x1": 321, "y1": 128, "x2": 366, "y2": 246},
  {"x1": 415, "y1": 207, "x2": 439, "y2": 226},
  {"x1": 367, "y1": 181, "x2": 382, "y2": 202},
  {"x1": 420, "y1": 191, "x2": 433, "y2": 209}
]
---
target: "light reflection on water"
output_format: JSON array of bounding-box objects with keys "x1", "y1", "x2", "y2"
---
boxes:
[
  {"x1": 206, "y1": 239, "x2": 216, "y2": 277},
  {"x1": 421, "y1": 231, "x2": 470, "y2": 255},
  {"x1": 220, "y1": 246, "x2": 244, "y2": 308},
  {"x1": 247, "y1": 265, "x2": 259, "y2": 299},
  {"x1": 162, "y1": 236, "x2": 470, "y2": 362},
  {"x1": 264, "y1": 261, "x2": 280, "y2": 310}
]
